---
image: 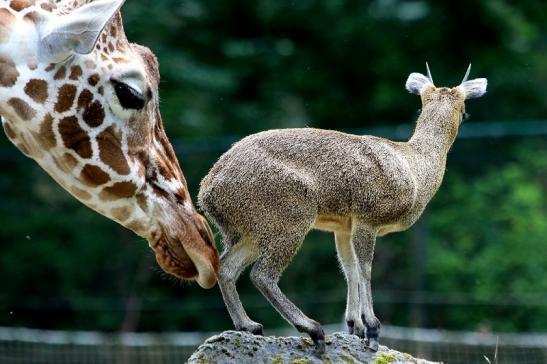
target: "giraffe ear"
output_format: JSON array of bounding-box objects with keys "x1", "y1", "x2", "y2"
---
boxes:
[{"x1": 39, "y1": 0, "x2": 125, "y2": 63}]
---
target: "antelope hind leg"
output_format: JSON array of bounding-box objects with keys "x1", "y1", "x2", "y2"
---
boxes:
[
  {"x1": 218, "y1": 235, "x2": 263, "y2": 334},
  {"x1": 250, "y1": 232, "x2": 326, "y2": 355}
]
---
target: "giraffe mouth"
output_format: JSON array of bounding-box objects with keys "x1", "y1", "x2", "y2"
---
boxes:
[
  {"x1": 153, "y1": 236, "x2": 199, "y2": 279},
  {"x1": 152, "y1": 212, "x2": 219, "y2": 289}
]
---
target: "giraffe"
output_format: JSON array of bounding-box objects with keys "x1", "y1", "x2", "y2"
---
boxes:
[{"x1": 0, "y1": 0, "x2": 219, "y2": 289}]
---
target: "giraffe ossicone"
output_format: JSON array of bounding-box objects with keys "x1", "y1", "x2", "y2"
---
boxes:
[{"x1": 0, "y1": 0, "x2": 219, "y2": 288}]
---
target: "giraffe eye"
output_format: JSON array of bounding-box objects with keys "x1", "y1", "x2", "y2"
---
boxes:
[{"x1": 111, "y1": 79, "x2": 145, "y2": 110}]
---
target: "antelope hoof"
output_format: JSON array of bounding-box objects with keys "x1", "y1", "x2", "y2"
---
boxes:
[
  {"x1": 297, "y1": 322, "x2": 326, "y2": 356},
  {"x1": 314, "y1": 338, "x2": 326, "y2": 356},
  {"x1": 251, "y1": 325, "x2": 264, "y2": 336},
  {"x1": 347, "y1": 320, "x2": 365, "y2": 338},
  {"x1": 236, "y1": 323, "x2": 264, "y2": 336},
  {"x1": 366, "y1": 322, "x2": 381, "y2": 352},
  {"x1": 367, "y1": 337, "x2": 379, "y2": 352}
]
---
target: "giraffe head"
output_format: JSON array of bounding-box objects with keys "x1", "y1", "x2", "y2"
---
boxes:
[{"x1": 0, "y1": 0, "x2": 219, "y2": 288}]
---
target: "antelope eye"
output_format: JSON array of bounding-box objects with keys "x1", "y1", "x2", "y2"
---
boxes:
[{"x1": 111, "y1": 79, "x2": 145, "y2": 110}]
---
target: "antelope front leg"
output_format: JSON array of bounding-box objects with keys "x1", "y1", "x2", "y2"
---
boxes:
[
  {"x1": 352, "y1": 224, "x2": 381, "y2": 351},
  {"x1": 218, "y1": 237, "x2": 263, "y2": 334},
  {"x1": 250, "y1": 235, "x2": 326, "y2": 355},
  {"x1": 335, "y1": 231, "x2": 365, "y2": 338}
]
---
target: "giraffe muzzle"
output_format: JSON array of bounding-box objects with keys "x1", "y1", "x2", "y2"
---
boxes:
[
  {"x1": 182, "y1": 214, "x2": 219, "y2": 289},
  {"x1": 152, "y1": 209, "x2": 219, "y2": 289}
]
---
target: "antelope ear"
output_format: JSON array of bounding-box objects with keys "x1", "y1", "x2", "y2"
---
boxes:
[
  {"x1": 39, "y1": 0, "x2": 125, "y2": 63},
  {"x1": 405, "y1": 73, "x2": 433, "y2": 95},
  {"x1": 459, "y1": 78, "x2": 488, "y2": 99}
]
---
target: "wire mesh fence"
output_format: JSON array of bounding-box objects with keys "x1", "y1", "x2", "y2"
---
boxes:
[
  {"x1": 378, "y1": 326, "x2": 547, "y2": 364},
  {"x1": 0, "y1": 327, "x2": 205, "y2": 364},
  {"x1": 1, "y1": 324, "x2": 546, "y2": 364},
  {"x1": 2, "y1": 121, "x2": 547, "y2": 363}
]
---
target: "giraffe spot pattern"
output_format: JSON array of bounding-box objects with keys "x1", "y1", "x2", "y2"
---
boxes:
[
  {"x1": 150, "y1": 181, "x2": 169, "y2": 200},
  {"x1": 69, "y1": 186, "x2": 92, "y2": 201},
  {"x1": 0, "y1": 55, "x2": 19, "y2": 86},
  {"x1": 23, "y1": 11, "x2": 40, "y2": 23},
  {"x1": 9, "y1": 0, "x2": 33, "y2": 11},
  {"x1": 58, "y1": 116, "x2": 92, "y2": 159},
  {"x1": 157, "y1": 158, "x2": 176, "y2": 181},
  {"x1": 88, "y1": 74, "x2": 100, "y2": 86},
  {"x1": 53, "y1": 66, "x2": 66, "y2": 80},
  {"x1": 83, "y1": 100, "x2": 105, "y2": 127},
  {"x1": 16, "y1": 142, "x2": 30, "y2": 156},
  {"x1": 100, "y1": 182, "x2": 138, "y2": 200},
  {"x1": 69, "y1": 65, "x2": 83, "y2": 80},
  {"x1": 175, "y1": 188, "x2": 188, "y2": 203},
  {"x1": 40, "y1": 2, "x2": 56, "y2": 11},
  {"x1": 136, "y1": 193, "x2": 148, "y2": 213},
  {"x1": 113, "y1": 57, "x2": 129, "y2": 64},
  {"x1": 135, "y1": 159, "x2": 145, "y2": 178},
  {"x1": 8, "y1": 97, "x2": 36, "y2": 120},
  {"x1": 18, "y1": 130, "x2": 41, "y2": 154},
  {"x1": 54, "y1": 156, "x2": 74, "y2": 174},
  {"x1": 84, "y1": 60, "x2": 96, "y2": 70},
  {"x1": 77, "y1": 89, "x2": 93, "y2": 111},
  {"x1": 62, "y1": 153, "x2": 78, "y2": 170},
  {"x1": 81, "y1": 164, "x2": 111, "y2": 186},
  {"x1": 2, "y1": 120, "x2": 16, "y2": 139},
  {"x1": 36, "y1": 113, "x2": 56, "y2": 149},
  {"x1": 24, "y1": 79, "x2": 48, "y2": 103},
  {"x1": 55, "y1": 84, "x2": 77, "y2": 112},
  {"x1": 125, "y1": 220, "x2": 146, "y2": 236},
  {"x1": 97, "y1": 127, "x2": 130, "y2": 175},
  {"x1": 0, "y1": 6, "x2": 185, "y2": 242},
  {"x1": 111, "y1": 206, "x2": 131, "y2": 221},
  {"x1": 0, "y1": 8, "x2": 15, "y2": 43},
  {"x1": 155, "y1": 124, "x2": 178, "y2": 163}
]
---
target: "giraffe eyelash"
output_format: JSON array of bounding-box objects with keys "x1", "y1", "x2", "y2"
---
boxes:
[{"x1": 111, "y1": 79, "x2": 145, "y2": 110}]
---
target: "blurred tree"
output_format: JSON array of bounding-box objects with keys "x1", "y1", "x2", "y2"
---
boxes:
[
  {"x1": 0, "y1": 0, "x2": 546, "y2": 333},
  {"x1": 428, "y1": 142, "x2": 547, "y2": 331}
]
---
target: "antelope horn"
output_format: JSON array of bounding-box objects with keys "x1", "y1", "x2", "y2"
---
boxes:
[
  {"x1": 461, "y1": 63, "x2": 472, "y2": 84},
  {"x1": 425, "y1": 62, "x2": 434, "y2": 84}
]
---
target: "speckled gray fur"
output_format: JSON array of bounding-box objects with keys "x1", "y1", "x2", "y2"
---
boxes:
[
  {"x1": 198, "y1": 68, "x2": 487, "y2": 352},
  {"x1": 186, "y1": 330, "x2": 439, "y2": 364}
]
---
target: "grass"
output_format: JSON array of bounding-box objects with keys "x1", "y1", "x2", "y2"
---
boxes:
[{"x1": 483, "y1": 336, "x2": 499, "y2": 364}]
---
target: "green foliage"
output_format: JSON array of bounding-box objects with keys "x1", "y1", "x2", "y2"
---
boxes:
[
  {"x1": 0, "y1": 0, "x2": 547, "y2": 333},
  {"x1": 373, "y1": 352, "x2": 397, "y2": 364},
  {"x1": 428, "y1": 143, "x2": 547, "y2": 331}
]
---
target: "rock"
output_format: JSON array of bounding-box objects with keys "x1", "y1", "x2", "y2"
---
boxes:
[{"x1": 187, "y1": 330, "x2": 439, "y2": 364}]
